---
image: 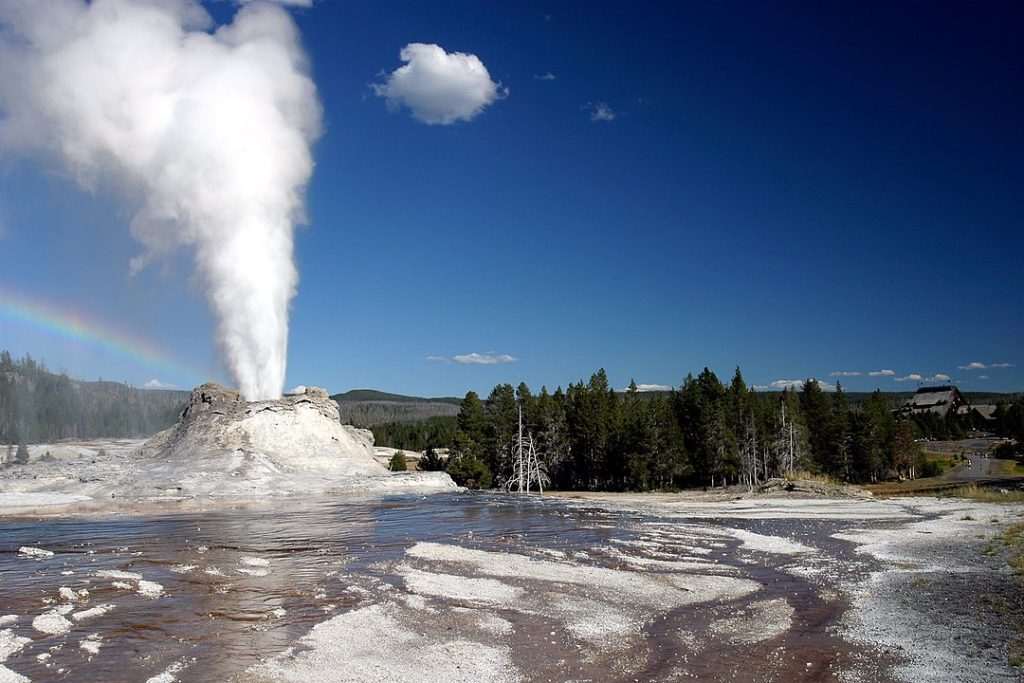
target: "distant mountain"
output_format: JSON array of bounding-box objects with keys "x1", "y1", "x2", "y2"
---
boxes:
[
  {"x1": 331, "y1": 389, "x2": 461, "y2": 405},
  {"x1": 329, "y1": 390, "x2": 461, "y2": 427}
]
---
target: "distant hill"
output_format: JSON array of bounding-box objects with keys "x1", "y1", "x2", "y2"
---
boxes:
[
  {"x1": 330, "y1": 390, "x2": 461, "y2": 427},
  {"x1": 0, "y1": 351, "x2": 189, "y2": 443},
  {"x1": 331, "y1": 389, "x2": 461, "y2": 405}
]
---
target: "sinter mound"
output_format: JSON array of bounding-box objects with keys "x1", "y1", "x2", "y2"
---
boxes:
[
  {"x1": 130, "y1": 383, "x2": 456, "y2": 498},
  {"x1": 0, "y1": 383, "x2": 457, "y2": 507},
  {"x1": 142, "y1": 383, "x2": 383, "y2": 475}
]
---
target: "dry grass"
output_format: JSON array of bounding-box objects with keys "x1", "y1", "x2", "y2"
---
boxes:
[
  {"x1": 1003, "y1": 523, "x2": 1024, "y2": 580},
  {"x1": 935, "y1": 484, "x2": 1024, "y2": 504},
  {"x1": 868, "y1": 479, "x2": 1024, "y2": 501},
  {"x1": 995, "y1": 460, "x2": 1024, "y2": 477},
  {"x1": 784, "y1": 470, "x2": 842, "y2": 486}
]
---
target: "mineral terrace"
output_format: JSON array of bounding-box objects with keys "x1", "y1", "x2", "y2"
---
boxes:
[{"x1": 0, "y1": 383, "x2": 455, "y2": 509}]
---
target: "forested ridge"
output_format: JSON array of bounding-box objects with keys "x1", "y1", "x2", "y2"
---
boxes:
[
  {"x1": 385, "y1": 367, "x2": 1024, "y2": 491},
  {"x1": 0, "y1": 351, "x2": 188, "y2": 445}
]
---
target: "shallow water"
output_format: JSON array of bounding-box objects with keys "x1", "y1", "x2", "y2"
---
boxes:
[
  {"x1": 1, "y1": 494, "x2": 628, "y2": 681},
  {"x1": 0, "y1": 492, "x2": 877, "y2": 682}
]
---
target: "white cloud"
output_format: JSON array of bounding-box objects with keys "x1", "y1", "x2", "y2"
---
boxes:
[
  {"x1": 429, "y1": 352, "x2": 517, "y2": 365},
  {"x1": 454, "y1": 352, "x2": 517, "y2": 365},
  {"x1": 958, "y1": 361, "x2": 1014, "y2": 370},
  {"x1": 372, "y1": 43, "x2": 507, "y2": 125},
  {"x1": 625, "y1": 383, "x2": 672, "y2": 393},
  {"x1": 869, "y1": 369, "x2": 896, "y2": 377},
  {"x1": 753, "y1": 378, "x2": 836, "y2": 392},
  {"x1": 236, "y1": 0, "x2": 313, "y2": 6},
  {"x1": 534, "y1": 72, "x2": 556, "y2": 81},
  {"x1": 584, "y1": 102, "x2": 616, "y2": 122},
  {"x1": 896, "y1": 373, "x2": 950, "y2": 383},
  {"x1": 829, "y1": 371, "x2": 862, "y2": 377},
  {"x1": 143, "y1": 379, "x2": 178, "y2": 390},
  {"x1": 287, "y1": 385, "x2": 307, "y2": 394}
]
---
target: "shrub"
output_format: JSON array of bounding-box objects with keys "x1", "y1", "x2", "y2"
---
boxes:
[
  {"x1": 919, "y1": 458, "x2": 944, "y2": 478},
  {"x1": 388, "y1": 451, "x2": 408, "y2": 472},
  {"x1": 419, "y1": 448, "x2": 446, "y2": 472},
  {"x1": 446, "y1": 456, "x2": 493, "y2": 489}
]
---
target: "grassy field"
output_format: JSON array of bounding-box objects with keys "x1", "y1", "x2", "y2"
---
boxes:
[
  {"x1": 866, "y1": 478, "x2": 1024, "y2": 502},
  {"x1": 996, "y1": 460, "x2": 1024, "y2": 476}
]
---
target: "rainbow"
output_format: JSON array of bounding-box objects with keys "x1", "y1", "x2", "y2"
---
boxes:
[{"x1": 0, "y1": 284, "x2": 199, "y2": 387}]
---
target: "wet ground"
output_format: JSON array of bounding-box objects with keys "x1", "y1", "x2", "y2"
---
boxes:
[{"x1": 0, "y1": 492, "x2": 1021, "y2": 682}]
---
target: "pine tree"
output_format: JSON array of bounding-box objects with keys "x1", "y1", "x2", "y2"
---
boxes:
[
  {"x1": 15, "y1": 440, "x2": 30, "y2": 465},
  {"x1": 828, "y1": 383, "x2": 851, "y2": 479},
  {"x1": 484, "y1": 384, "x2": 517, "y2": 485},
  {"x1": 800, "y1": 379, "x2": 833, "y2": 474},
  {"x1": 456, "y1": 391, "x2": 487, "y2": 452}
]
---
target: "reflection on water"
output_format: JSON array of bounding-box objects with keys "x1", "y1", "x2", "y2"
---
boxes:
[{"x1": 0, "y1": 493, "x2": 625, "y2": 681}]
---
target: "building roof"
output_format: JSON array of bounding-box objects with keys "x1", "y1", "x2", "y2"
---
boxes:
[
  {"x1": 957, "y1": 403, "x2": 998, "y2": 420},
  {"x1": 901, "y1": 386, "x2": 963, "y2": 416}
]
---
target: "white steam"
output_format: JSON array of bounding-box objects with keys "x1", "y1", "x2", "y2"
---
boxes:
[{"x1": 0, "y1": 0, "x2": 321, "y2": 400}]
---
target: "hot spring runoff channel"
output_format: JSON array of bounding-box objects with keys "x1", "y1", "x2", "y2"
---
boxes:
[{"x1": 1, "y1": 492, "x2": 889, "y2": 682}]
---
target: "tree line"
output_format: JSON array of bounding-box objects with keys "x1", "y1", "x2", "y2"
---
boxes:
[
  {"x1": 0, "y1": 351, "x2": 186, "y2": 449},
  {"x1": 401, "y1": 367, "x2": 1024, "y2": 491}
]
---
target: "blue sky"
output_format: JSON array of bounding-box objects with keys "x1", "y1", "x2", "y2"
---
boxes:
[{"x1": 1, "y1": 0, "x2": 1021, "y2": 396}]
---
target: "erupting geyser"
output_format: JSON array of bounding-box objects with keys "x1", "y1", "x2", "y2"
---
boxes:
[{"x1": 0, "y1": 0, "x2": 322, "y2": 400}]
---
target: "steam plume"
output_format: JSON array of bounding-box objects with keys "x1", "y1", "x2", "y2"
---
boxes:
[{"x1": 0, "y1": 0, "x2": 321, "y2": 400}]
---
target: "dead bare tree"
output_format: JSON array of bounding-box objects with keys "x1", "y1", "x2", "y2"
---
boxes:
[{"x1": 505, "y1": 406, "x2": 550, "y2": 494}]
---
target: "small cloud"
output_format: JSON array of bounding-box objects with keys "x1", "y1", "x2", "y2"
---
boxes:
[
  {"x1": 829, "y1": 371, "x2": 862, "y2": 377},
  {"x1": 430, "y1": 352, "x2": 517, "y2": 365},
  {"x1": 534, "y1": 72, "x2": 556, "y2": 81},
  {"x1": 753, "y1": 378, "x2": 835, "y2": 392},
  {"x1": 753, "y1": 379, "x2": 803, "y2": 391},
  {"x1": 991, "y1": 362, "x2": 1015, "y2": 368},
  {"x1": 958, "y1": 361, "x2": 987, "y2": 370},
  {"x1": 869, "y1": 369, "x2": 896, "y2": 377},
  {"x1": 896, "y1": 373, "x2": 950, "y2": 383},
  {"x1": 454, "y1": 352, "x2": 517, "y2": 365},
  {"x1": 625, "y1": 383, "x2": 672, "y2": 393},
  {"x1": 143, "y1": 379, "x2": 178, "y2": 390},
  {"x1": 287, "y1": 385, "x2": 307, "y2": 394},
  {"x1": 236, "y1": 0, "x2": 313, "y2": 6},
  {"x1": 372, "y1": 43, "x2": 507, "y2": 125},
  {"x1": 978, "y1": 375, "x2": 990, "y2": 380},
  {"x1": 583, "y1": 101, "x2": 616, "y2": 122}
]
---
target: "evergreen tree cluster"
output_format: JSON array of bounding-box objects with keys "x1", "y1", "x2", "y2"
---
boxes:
[
  {"x1": 429, "y1": 367, "x2": 972, "y2": 491},
  {"x1": 368, "y1": 415, "x2": 458, "y2": 453},
  {"x1": 0, "y1": 351, "x2": 186, "y2": 448}
]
